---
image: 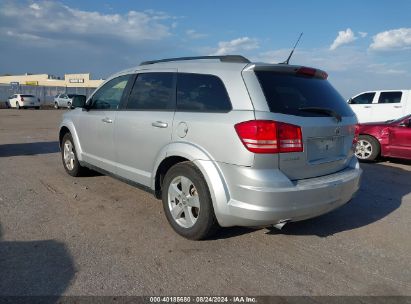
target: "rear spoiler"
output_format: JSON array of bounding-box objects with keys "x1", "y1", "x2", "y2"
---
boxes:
[{"x1": 244, "y1": 64, "x2": 328, "y2": 80}]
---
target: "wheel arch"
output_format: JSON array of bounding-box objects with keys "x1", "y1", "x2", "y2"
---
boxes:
[
  {"x1": 58, "y1": 122, "x2": 83, "y2": 161},
  {"x1": 152, "y1": 142, "x2": 232, "y2": 226}
]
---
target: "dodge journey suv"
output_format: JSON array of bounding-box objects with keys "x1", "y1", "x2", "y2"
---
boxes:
[{"x1": 59, "y1": 55, "x2": 362, "y2": 240}]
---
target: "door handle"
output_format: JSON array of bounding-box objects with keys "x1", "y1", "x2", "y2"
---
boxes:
[
  {"x1": 394, "y1": 105, "x2": 402, "y2": 108},
  {"x1": 102, "y1": 117, "x2": 113, "y2": 123},
  {"x1": 364, "y1": 106, "x2": 372, "y2": 108},
  {"x1": 152, "y1": 121, "x2": 168, "y2": 128}
]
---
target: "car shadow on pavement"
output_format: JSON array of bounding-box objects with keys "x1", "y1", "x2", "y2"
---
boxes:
[
  {"x1": 0, "y1": 141, "x2": 60, "y2": 157},
  {"x1": 266, "y1": 162, "x2": 410, "y2": 237},
  {"x1": 0, "y1": 223, "x2": 75, "y2": 300}
]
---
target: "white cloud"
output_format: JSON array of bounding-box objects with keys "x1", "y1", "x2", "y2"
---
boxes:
[
  {"x1": 367, "y1": 63, "x2": 407, "y2": 75},
  {"x1": 329, "y1": 28, "x2": 357, "y2": 50},
  {"x1": 186, "y1": 29, "x2": 207, "y2": 39},
  {"x1": 211, "y1": 37, "x2": 259, "y2": 55},
  {"x1": 0, "y1": 1, "x2": 174, "y2": 44},
  {"x1": 358, "y1": 31, "x2": 368, "y2": 38},
  {"x1": 29, "y1": 3, "x2": 41, "y2": 10},
  {"x1": 370, "y1": 28, "x2": 411, "y2": 51}
]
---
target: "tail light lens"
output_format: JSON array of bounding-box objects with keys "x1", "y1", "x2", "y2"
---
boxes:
[
  {"x1": 352, "y1": 124, "x2": 360, "y2": 149},
  {"x1": 235, "y1": 120, "x2": 303, "y2": 154},
  {"x1": 20, "y1": 96, "x2": 24, "y2": 101}
]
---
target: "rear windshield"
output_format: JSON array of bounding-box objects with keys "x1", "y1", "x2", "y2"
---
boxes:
[
  {"x1": 21, "y1": 95, "x2": 35, "y2": 97},
  {"x1": 255, "y1": 71, "x2": 354, "y2": 117}
]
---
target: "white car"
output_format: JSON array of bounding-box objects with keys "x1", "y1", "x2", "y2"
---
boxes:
[
  {"x1": 348, "y1": 90, "x2": 411, "y2": 123},
  {"x1": 8, "y1": 94, "x2": 41, "y2": 109},
  {"x1": 54, "y1": 94, "x2": 84, "y2": 109}
]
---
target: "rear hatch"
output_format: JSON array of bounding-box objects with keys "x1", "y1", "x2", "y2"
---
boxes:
[
  {"x1": 249, "y1": 65, "x2": 357, "y2": 180},
  {"x1": 21, "y1": 95, "x2": 38, "y2": 103}
]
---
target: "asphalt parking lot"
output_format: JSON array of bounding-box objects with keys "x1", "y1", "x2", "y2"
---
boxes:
[{"x1": 0, "y1": 109, "x2": 410, "y2": 296}]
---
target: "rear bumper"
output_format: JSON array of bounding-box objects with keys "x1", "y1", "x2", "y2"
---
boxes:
[
  {"x1": 215, "y1": 157, "x2": 362, "y2": 227},
  {"x1": 20, "y1": 101, "x2": 40, "y2": 107}
]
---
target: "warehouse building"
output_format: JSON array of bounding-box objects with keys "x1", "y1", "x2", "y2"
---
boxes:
[{"x1": 0, "y1": 73, "x2": 104, "y2": 88}]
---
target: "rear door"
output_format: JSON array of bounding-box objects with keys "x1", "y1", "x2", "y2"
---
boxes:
[
  {"x1": 253, "y1": 69, "x2": 357, "y2": 180},
  {"x1": 348, "y1": 92, "x2": 376, "y2": 123},
  {"x1": 114, "y1": 70, "x2": 176, "y2": 187},
  {"x1": 373, "y1": 91, "x2": 405, "y2": 122},
  {"x1": 77, "y1": 75, "x2": 131, "y2": 173}
]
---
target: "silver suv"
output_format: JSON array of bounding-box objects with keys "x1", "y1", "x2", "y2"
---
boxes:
[{"x1": 59, "y1": 55, "x2": 362, "y2": 240}]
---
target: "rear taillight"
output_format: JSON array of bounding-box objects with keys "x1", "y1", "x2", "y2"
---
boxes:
[
  {"x1": 352, "y1": 124, "x2": 360, "y2": 149},
  {"x1": 20, "y1": 96, "x2": 24, "y2": 101},
  {"x1": 235, "y1": 120, "x2": 303, "y2": 154}
]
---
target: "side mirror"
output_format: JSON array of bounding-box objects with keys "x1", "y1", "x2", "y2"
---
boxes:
[
  {"x1": 347, "y1": 98, "x2": 353, "y2": 104},
  {"x1": 398, "y1": 119, "x2": 411, "y2": 127},
  {"x1": 70, "y1": 95, "x2": 86, "y2": 109}
]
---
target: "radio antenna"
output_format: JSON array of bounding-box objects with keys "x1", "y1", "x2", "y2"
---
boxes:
[{"x1": 281, "y1": 32, "x2": 303, "y2": 65}]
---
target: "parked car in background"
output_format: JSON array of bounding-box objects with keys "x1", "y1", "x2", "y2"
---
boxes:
[
  {"x1": 348, "y1": 90, "x2": 411, "y2": 123},
  {"x1": 8, "y1": 94, "x2": 41, "y2": 109},
  {"x1": 54, "y1": 94, "x2": 85, "y2": 109},
  {"x1": 355, "y1": 114, "x2": 411, "y2": 161},
  {"x1": 59, "y1": 55, "x2": 361, "y2": 240}
]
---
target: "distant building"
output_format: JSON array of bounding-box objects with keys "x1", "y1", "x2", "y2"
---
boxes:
[{"x1": 0, "y1": 73, "x2": 104, "y2": 88}]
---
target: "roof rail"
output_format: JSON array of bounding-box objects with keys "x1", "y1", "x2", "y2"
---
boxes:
[{"x1": 140, "y1": 55, "x2": 250, "y2": 66}]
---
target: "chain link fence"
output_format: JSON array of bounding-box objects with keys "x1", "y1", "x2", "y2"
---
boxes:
[{"x1": 0, "y1": 84, "x2": 97, "y2": 106}]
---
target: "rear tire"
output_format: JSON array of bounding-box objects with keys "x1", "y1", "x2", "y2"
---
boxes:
[
  {"x1": 162, "y1": 162, "x2": 219, "y2": 240},
  {"x1": 16, "y1": 102, "x2": 20, "y2": 110},
  {"x1": 35, "y1": 106, "x2": 40, "y2": 110},
  {"x1": 67, "y1": 102, "x2": 72, "y2": 109},
  {"x1": 61, "y1": 133, "x2": 86, "y2": 177},
  {"x1": 355, "y1": 135, "x2": 380, "y2": 161}
]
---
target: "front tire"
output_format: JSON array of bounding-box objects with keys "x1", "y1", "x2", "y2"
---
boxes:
[
  {"x1": 54, "y1": 102, "x2": 59, "y2": 109},
  {"x1": 162, "y1": 162, "x2": 219, "y2": 240},
  {"x1": 61, "y1": 133, "x2": 85, "y2": 177},
  {"x1": 16, "y1": 101, "x2": 20, "y2": 109},
  {"x1": 355, "y1": 135, "x2": 380, "y2": 161}
]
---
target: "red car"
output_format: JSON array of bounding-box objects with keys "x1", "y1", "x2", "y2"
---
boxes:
[{"x1": 355, "y1": 114, "x2": 411, "y2": 161}]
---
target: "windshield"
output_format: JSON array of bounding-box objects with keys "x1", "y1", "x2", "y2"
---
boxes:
[
  {"x1": 255, "y1": 71, "x2": 354, "y2": 117},
  {"x1": 389, "y1": 114, "x2": 411, "y2": 124}
]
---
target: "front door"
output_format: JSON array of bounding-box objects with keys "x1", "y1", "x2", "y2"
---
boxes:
[
  {"x1": 77, "y1": 75, "x2": 131, "y2": 173},
  {"x1": 348, "y1": 92, "x2": 376, "y2": 123},
  {"x1": 389, "y1": 117, "x2": 411, "y2": 159}
]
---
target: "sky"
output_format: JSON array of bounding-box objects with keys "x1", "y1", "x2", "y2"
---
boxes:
[{"x1": 0, "y1": 0, "x2": 410, "y2": 98}]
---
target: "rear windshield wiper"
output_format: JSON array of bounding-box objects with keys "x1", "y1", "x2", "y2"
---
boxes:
[{"x1": 298, "y1": 107, "x2": 342, "y2": 122}]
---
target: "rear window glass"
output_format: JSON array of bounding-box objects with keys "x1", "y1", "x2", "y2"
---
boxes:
[
  {"x1": 21, "y1": 95, "x2": 35, "y2": 97},
  {"x1": 378, "y1": 91, "x2": 402, "y2": 104},
  {"x1": 255, "y1": 71, "x2": 354, "y2": 117},
  {"x1": 126, "y1": 73, "x2": 175, "y2": 110},
  {"x1": 177, "y1": 73, "x2": 231, "y2": 112}
]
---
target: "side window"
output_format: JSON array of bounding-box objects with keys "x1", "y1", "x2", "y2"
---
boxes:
[
  {"x1": 378, "y1": 91, "x2": 402, "y2": 104},
  {"x1": 177, "y1": 73, "x2": 232, "y2": 112},
  {"x1": 350, "y1": 92, "x2": 375, "y2": 104},
  {"x1": 91, "y1": 75, "x2": 130, "y2": 110},
  {"x1": 126, "y1": 73, "x2": 175, "y2": 110}
]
